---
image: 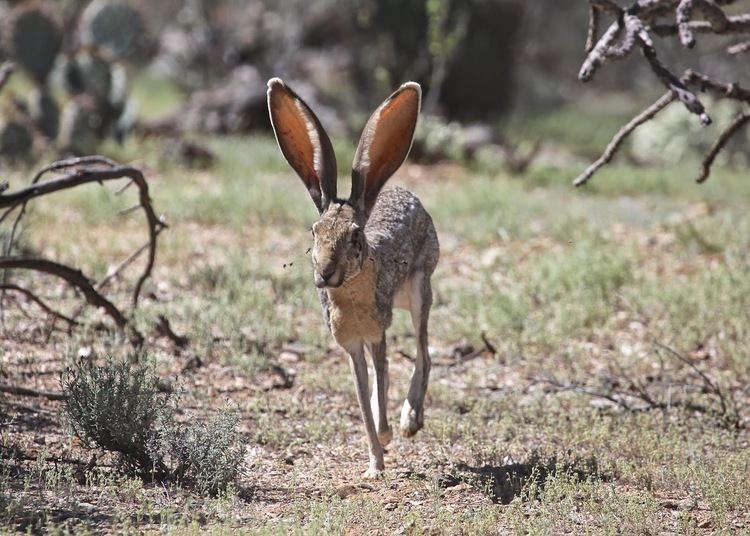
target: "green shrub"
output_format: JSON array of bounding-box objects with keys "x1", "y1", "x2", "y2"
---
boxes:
[
  {"x1": 150, "y1": 405, "x2": 244, "y2": 495},
  {"x1": 61, "y1": 358, "x2": 244, "y2": 494},
  {"x1": 61, "y1": 358, "x2": 168, "y2": 475}
]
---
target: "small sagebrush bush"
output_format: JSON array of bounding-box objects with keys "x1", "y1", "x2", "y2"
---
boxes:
[
  {"x1": 61, "y1": 358, "x2": 167, "y2": 474},
  {"x1": 150, "y1": 406, "x2": 244, "y2": 495},
  {"x1": 61, "y1": 358, "x2": 244, "y2": 494}
]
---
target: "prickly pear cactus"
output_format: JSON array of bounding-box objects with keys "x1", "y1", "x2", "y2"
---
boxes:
[
  {"x1": 2, "y1": 1, "x2": 62, "y2": 84},
  {"x1": 79, "y1": 0, "x2": 146, "y2": 61},
  {"x1": 62, "y1": 49, "x2": 114, "y2": 102},
  {"x1": 29, "y1": 87, "x2": 59, "y2": 140},
  {"x1": 58, "y1": 96, "x2": 101, "y2": 155},
  {"x1": 0, "y1": 118, "x2": 33, "y2": 160}
]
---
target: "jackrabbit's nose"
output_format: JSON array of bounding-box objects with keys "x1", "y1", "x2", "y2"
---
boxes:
[
  {"x1": 314, "y1": 267, "x2": 336, "y2": 288},
  {"x1": 318, "y1": 264, "x2": 337, "y2": 280}
]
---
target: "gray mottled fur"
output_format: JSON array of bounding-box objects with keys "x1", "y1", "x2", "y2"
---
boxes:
[
  {"x1": 268, "y1": 77, "x2": 438, "y2": 476},
  {"x1": 314, "y1": 186, "x2": 438, "y2": 333}
]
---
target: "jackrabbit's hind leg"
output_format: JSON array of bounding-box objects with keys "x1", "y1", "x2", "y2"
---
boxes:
[
  {"x1": 348, "y1": 343, "x2": 386, "y2": 478},
  {"x1": 400, "y1": 272, "x2": 432, "y2": 438},
  {"x1": 367, "y1": 334, "x2": 392, "y2": 447}
]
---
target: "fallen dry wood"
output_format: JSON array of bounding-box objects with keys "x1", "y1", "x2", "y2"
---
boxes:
[
  {"x1": 0, "y1": 157, "x2": 171, "y2": 347},
  {"x1": 0, "y1": 382, "x2": 64, "y2": 400}
]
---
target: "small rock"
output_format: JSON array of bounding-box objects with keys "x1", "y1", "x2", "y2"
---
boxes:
[
  {"x1": 444, "y1": 482, "x2": 472, "y2": 494},
  {"x1": 279, "y1": 351, "x2": 301, "y2": 364},
  {"x1": 335, "y1": 484, "x2": 358, "y2": 499}
]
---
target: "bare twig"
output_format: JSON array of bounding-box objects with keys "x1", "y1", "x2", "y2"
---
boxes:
[
  {"x1": 574, "y1": 92, "x2": 676, "y2": 186},
  {"x1": 0, "y1": 157, "x2": 164, "y2": 307},
  {"x1": 154, "y1": 314, "x2": 189, "y2": 348},
  {"x1": 0, "y1": 382, "x2": 64, "y2": 400},
  {"x1": 639, "y1": 40, "x2": 711, "y2": 124},
  {"x1": 651, "y1": 13, "x2": 750, "y2": 37},
  {"x1": 535, "y1": 375, "x2": 729, "y2": 424},
  {"x1": 586, "y1": 4, "x2": 602, "y2": 53},
  {"x1": 533, "y1": 341, "x2": 743, "y2": 430},
  {"x1": 0, "y1": 257, "x2": 142, "y2": 345},
  {"x1": 677, "y1": 0, "x2": 698, "y2": 47},
  {"x1": 0, "y1": 284, "x2": 79, "y2": 327},
  {"x1": 0, "y1": 62, "x2": 14, "y2": 92},
  {"x1": 727, "y1": 40, "x2": 750, "y2": 54},
  {"x1": 696, "y1": 110, "x2": 750, "y2": 183},
  {"x1": 95, "y1": 227, "x2": 165, "y2": 293},
  {"x1": 481, "y1": 331, "x2": 498, "y2": 356},
  {"x1": 683, "y1": 69, "x2": 750, "y2": 103},
  {"x1": 576, "y1": 0, "x2": 750, "y2": 185}
]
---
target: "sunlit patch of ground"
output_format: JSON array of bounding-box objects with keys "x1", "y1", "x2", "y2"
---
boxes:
[{"x1": 2, "y1": 130, "x2": 750, "y2": 533}]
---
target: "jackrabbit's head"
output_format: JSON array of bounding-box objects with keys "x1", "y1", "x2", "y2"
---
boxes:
[{"x1": 267, "y1": 78, "x2": 421, "y2": 288}]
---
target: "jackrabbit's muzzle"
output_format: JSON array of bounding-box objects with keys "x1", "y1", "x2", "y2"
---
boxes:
[{"x1": 314, "y1": 265, "x2": 343, "y2": 288}]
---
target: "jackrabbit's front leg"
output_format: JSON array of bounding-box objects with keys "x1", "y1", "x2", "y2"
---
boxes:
[
  {"x1": 347, "y1": 342, "x2": 385, "y2": 478},
  {"x1": 367, "y1": 335, "x2": 392, "y2": 446}
]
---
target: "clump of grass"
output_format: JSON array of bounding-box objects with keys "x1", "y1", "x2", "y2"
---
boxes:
[{"x1": 61, "y1": 358, "x2": 244, "y2": 494}]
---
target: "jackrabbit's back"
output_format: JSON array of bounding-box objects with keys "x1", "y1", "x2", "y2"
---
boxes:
[{"x1": 367, "y1": 186, "x2": 439, "y2": 324}]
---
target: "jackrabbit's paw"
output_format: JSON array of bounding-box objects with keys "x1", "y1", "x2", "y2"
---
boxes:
[
  {"x1": 399, "y1": 401, "x2": 423, "y2": 438},
  {"x1": 378, "y1": 427, "x2": 393, "y2": 447},
  {"x1": 363, "y1": 466, "x2": 384, "y2": 479}
]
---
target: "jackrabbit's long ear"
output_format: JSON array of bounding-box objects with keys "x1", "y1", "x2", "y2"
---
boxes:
[
  {"x1": 267, "y1": 78, "x2": 337, "y2": 214},
  {"x1": 351, "y1": 82, "x2": 421, "y2": 215}
]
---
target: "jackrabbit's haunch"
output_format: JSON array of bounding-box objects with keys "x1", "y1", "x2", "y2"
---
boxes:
[{"x1": 267, "y1": 78, "x2": 439, "y2": 478}]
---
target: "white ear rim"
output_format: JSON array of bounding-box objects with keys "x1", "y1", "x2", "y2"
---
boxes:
[
  {"x1": 267, "y1": 77, "x2": 323, "y2": 188},
  {"x1": 395, "y1": 81, "x2": 421, "y2": 167},
  {"x1": 351, "y1": 81, "x2": 421, "y2": 211},
  {"x1": 267, "y1": 77, "x2": 338, "y2": 211}
]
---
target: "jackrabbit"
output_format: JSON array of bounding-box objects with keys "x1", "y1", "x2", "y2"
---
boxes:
[{"x1": 267, "y1": 78, "x2": 439, "y2": 477}]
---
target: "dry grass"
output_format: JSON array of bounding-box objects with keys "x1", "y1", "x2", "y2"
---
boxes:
[{"x1": 1, "y1": 104, "x2": 750, "y2": 534}]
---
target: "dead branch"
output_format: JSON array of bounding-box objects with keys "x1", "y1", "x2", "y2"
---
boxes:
[
  {"x1": 696, "y1": 110, "x2": 750, "y2": 182},
  {"x1": 533, "y1": 341, "x2": 744, "y2": 430},
  {"x1": 577, "y1": 0, "x2": 750, "y2": 185},
  {"x1": 0, "y1": 283, "x2": 79, "y2": 328},
  {"x1": 154, "y1": 314, "x2": 189, "y2": 348},
  {"x1": 655, "y1": 342, "x2": 742, "y2": 428},
  {"x1": 0, "y1": 157, "x2": 176, "y2": 347},
  {"x1": 0, "y1": 257, "x2": 142, "y2": 345},
  {"x1": 727, "y1": 40, "x2": 750, "y2": 53},
  {"x1": 0, "y1": 62, "x2": 14, "y2": 92},
  {"x1": 96, "y1": 229, "x2": 164, "y2": 293},
  {"x1": 651, "y1": 12, "x2": 750, "y2": 37},
  {"x1": 536, "y1": 375, "x2": 716, "y2": 416},
  {"x1": 0, "y1": 157, "x2": 165, "y2": 306},
  {"x1": 0, "y1": 382, "x2": 64, "y2": 400},
  {"x1": 586, "y1": 4, "x2": 601, "y2": 53},
  {"x1": 574, "y1": 92, "x2": 676, "y2": 186},
  {"x1": 683, "y1": 69, "x2": 750, "y2": 102}
]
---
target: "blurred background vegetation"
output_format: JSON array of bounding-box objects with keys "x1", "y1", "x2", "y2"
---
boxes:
[
  {"x1": 0, "y1": 0, "x2": 748, "y2": 174},
  {"x1": 2, "y1": 3, "x2": 750, "y2": 531}
]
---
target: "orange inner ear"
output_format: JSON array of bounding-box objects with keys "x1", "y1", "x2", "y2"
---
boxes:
[
  {"x1": 365, "y1": 88, "x2": 420, "y2": 196},
  {"x1": 269, "y1": 85, "x2": 320, "y2": 195}
]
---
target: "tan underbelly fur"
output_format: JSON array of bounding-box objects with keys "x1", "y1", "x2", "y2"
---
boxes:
[{"x1": 326, "y1": 258, "x2": 382, "y2": 346}]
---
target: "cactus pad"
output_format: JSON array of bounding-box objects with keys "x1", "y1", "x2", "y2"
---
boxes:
[
  {"x1": 58, "y1": 96, "x2": 102, "y2": 155},
  {"x1": 29, "y1": 87, "x2": 59, "y2": 140},
  {"x1": 80, "y1": 0, "x2": 146, "y2": 61},
  {"x1": 2, "y1": 1, "x2": 62, "y2": 83},
  {"x1": 0, "y1": 118, "x2": 33, "y2": 160}
]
